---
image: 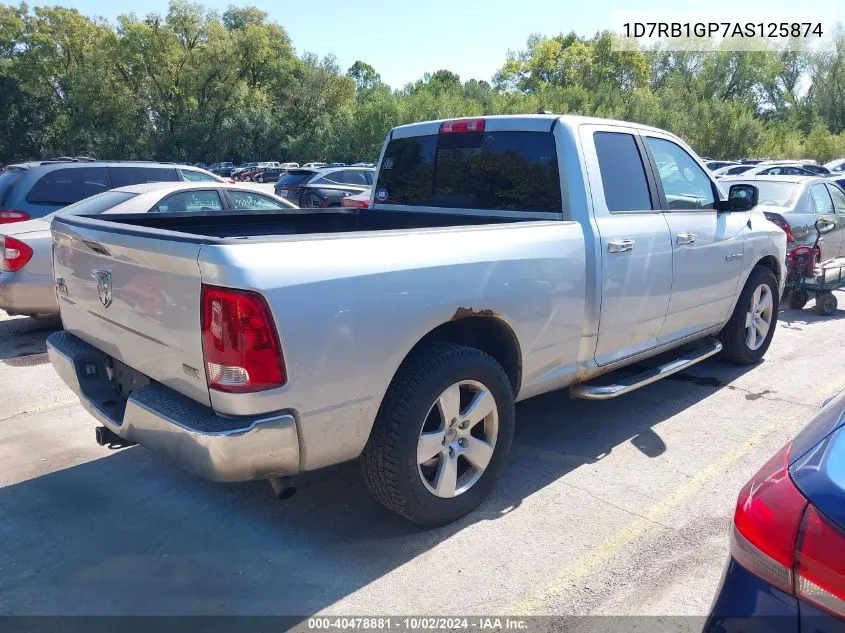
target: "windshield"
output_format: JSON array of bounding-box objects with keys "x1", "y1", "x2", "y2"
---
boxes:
[{"x1": 736, "y1": 181, "x2": 801, "y2": 207}]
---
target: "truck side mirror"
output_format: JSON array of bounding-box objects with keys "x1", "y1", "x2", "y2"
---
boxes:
[{"x1": 717, "y1": 184, "x2": 758, "y2": 212}]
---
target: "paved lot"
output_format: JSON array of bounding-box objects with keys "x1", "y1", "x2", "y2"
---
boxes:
[{"x1": 2, "y1": 298, "x2": 844, "y2": 619}]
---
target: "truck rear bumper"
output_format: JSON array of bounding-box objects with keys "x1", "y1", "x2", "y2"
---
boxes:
[{"x1": 47, "y1": 331, "x2": 300, "y2": 482}]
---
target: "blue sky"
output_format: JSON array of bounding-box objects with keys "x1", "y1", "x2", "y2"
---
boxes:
[{"x1": 48, "y1": 0, "x2": 844, "y2": 89}]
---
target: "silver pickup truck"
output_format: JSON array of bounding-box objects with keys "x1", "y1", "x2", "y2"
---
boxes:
[{"x1": 47, "y1": 115, "x2": 786, "y2": 526}]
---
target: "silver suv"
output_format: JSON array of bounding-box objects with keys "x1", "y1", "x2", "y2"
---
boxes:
[{"x1": 0, "y1": 159, "x2": 223, "y2": 224}]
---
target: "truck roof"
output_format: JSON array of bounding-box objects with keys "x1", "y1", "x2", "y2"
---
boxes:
[{"x1": 390, "y1": 114, "x2": 676, "y2": 140}]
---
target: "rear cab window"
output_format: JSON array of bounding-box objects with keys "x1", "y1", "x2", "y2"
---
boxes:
[
  {"x1": 375, "y1": 129, "x2": 562, "y2": 213},
  {"x1": 26, "y1": 167, "x2": 111, "y2": 205}
]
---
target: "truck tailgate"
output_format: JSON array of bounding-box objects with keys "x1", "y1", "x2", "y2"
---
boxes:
[{"x1": 52, "y1": 220, "x2": 210, "y2": 407}]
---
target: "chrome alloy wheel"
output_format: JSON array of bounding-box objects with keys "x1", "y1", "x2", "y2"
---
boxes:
[
  {"x1": 746, "y1": 283, "x2": 774, "y2": 350},
  {"x1": 416, "y1": 380, "x2": 499, "y2": 499}
]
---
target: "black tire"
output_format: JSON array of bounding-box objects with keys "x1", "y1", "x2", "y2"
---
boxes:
[
  {"x1": 257, "y1": 175, "x2": 264, "y2": 183},
  {"x1": 360, "y1": 344, "x2": 515, "y2": 527},
  {"x1": 787, "y1": 289, "x2": 809, "y2": 310},
  {"x1": 814, "y1": 292, "x2": 838, "y2": 316},
  {"x1": 719, "y1": 265, "x2": 779, "y2": 365}
]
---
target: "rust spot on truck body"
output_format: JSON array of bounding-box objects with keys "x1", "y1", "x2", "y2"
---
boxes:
[{"x1": 451, "y1": 306, "x2": 500, "y2": 321}]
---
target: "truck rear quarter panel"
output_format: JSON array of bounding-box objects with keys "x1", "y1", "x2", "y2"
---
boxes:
[{"x1": 199, "y1": 221, "x2": 587, "y2": 471}]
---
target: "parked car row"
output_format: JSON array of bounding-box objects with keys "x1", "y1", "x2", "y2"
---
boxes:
[
  {"x1": 210, "y1": 160, "x2": 375, "y2": 180},
  {"x1": 704, "y1": 158, "x2": 845, "y2": 180},
  {"x1": 0, "y1": 159, "x2": 294, "y2": 317},
  {"x1": 274, "y1": 166, "x2": 374, "y2": 207}
]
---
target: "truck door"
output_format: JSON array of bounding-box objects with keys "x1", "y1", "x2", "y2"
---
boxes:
[
  {"x1": 581, "y1": 125, "x2": 674, "y2": 366},
  {"x1": 641, "y1": 134, "x2": 748, "y2": 343}
]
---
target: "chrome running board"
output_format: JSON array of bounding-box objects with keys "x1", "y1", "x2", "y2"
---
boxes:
[{"x1": 571, "y1": 338, "x2": 723, "y2": 400}]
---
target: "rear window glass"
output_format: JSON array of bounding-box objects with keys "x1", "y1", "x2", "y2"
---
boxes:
[
  {"x1": 45, "y1": 191, "x2": 137, "y2": 219},
  {"x1": 27, "y1": 167, "x2": 111, "y2": 204},
  {"x1": 739, "y1": 181, "x2": 800, "y2": 207},
  {"x1": 593, "y1": 132, "x2": 653, "y2": 212},
  {"x1": 109, "y1": 166, "x2": 179, "y2": 187},
  {"x1": 375, "y1": 131, "x2": 561, "y2": 212},
  {"x1": 278, "y1": 171, "x2": 316, "y2": 187},
  {"x1": 0, "y1": 170, "x2": 22, "y2": 207}
]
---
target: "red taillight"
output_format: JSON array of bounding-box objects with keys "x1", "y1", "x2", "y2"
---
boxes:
[
  {"x1": 200, "y1": 285, "x2": 286, "y2": 393},
  {"x1": 227, "y1": 179, "x2": 235, "y2": 184},
  {"x1": 796, "y1": 506, "x2": 845, "y2": 616},
  {"x1": 731, "y1": 441, "x2": 845, "y2": 614},
  {"x1": 0, "y1": 210, "x2": 30, "y2": 224},
  {"x1": 341, "y1": 197, "x2": 368, "y2": 209},
  {"x1": 768, "y1": 216, "x2": 795, "y2": 243},
  {"x1": 1, "y1": 236, "x2": 34, "y2": 272},
  {"x1": 439, "y1": 118, "x2": 486, "y2": 134},
  {"x1": 732, "y1": 443, "x2": 808, "y2": 593}
]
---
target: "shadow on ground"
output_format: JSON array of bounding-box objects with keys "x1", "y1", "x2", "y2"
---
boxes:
[
  {"x1": 0, "y1": 349, "x2": 760, "y2": 617},
  {"x1": 0, "y1": 313, "x2": 61, "y2": 363}
]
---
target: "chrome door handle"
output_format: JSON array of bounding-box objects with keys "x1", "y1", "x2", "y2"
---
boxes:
[
  {"x1": 608, "y1": 239, "x2": 636, "y2": 253},
  {"x1": 676, "y1": 233, "x2": 697, "y2": 245}
]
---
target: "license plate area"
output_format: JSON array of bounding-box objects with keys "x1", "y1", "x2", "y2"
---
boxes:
[{"x1": 109, "y1": 358, "x2": 151, "y2": 399}]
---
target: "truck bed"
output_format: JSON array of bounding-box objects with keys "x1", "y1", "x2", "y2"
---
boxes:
[{"x1": 66, "y1": 208, "x2": 530, "y2": 241}]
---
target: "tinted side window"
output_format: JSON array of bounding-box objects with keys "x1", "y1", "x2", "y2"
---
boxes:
[
  {"x1": 593, "y1": 132, "x2": 653, "y2": 212},
  {"x1": 827, "y1": 184, "x2": 845, "y2": 214},
  {"x1": 376, "y1": 131, "x2": 561, "y2": 212},
  {"x1": 154, "y1": 190, "x2": 223, "y2": 213},
  {"x1": 109, "y1": 166, "x2": 179, "y2": 187},
  {"x1": 341, "y1": 170, "x2": 370, "y2": 186},
  {"x1": 810, "y1": 184, "x2": 834, "y2": 215},
  {"x1": 27, "y1": 167, "x2": 111, "y2": 204},
  {"x1": 278, "y1": 172, "x2": 315, "y2": 187},
  {"x1": 646, "y1": 137, "x2": 716, "y2": 210}
]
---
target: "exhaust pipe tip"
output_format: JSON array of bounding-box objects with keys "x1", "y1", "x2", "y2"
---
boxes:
[
  {"x1": 95, "y1": 426, "x2": 135, "y2": 449},
  {"x1": 268, "y1": 476, "x2": 297, "y2": 500}
]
